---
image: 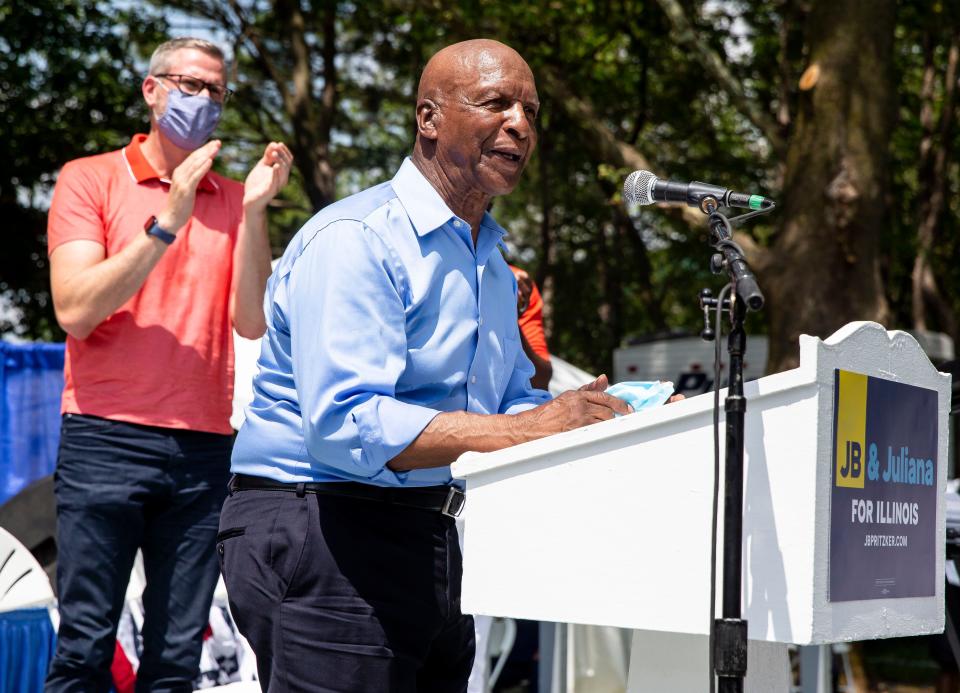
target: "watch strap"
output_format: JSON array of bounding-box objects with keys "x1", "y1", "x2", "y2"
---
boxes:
[{"x1": 144, "y1": 216, "x2": 176, "y2": 245}]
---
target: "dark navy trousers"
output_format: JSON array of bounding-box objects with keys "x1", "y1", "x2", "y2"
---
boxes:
[
  {"x1": 219, "y1": 485, "x2": 475, "y2": 692},
  {"x1": 45, "y1": 414, "x2": 232, "y2": 693}
]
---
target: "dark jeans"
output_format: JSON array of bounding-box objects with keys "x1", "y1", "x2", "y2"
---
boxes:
[
  {"x1": 45, "y1": 414, "x2": 232, "y2": 693},
  {"x1": 219, "y1": 484, "x2": 475, "y2": 692}
]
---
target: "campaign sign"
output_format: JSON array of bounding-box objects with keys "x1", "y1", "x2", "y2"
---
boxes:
[{"x1": 830, "y1": 369, "x2": 938, "y2": 601}]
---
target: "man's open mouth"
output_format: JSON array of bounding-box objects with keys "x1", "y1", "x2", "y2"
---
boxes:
[{"x1": 491, "y1": 150, "x2": 522, "y2": 163}]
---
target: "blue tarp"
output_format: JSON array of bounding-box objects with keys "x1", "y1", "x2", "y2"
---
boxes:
[
  {"x1": 0, "y1": 342, "x2": 65, "y2": 505},
  {"x1": 0, "y1": 608, "x2": 57, "y2": 693}
]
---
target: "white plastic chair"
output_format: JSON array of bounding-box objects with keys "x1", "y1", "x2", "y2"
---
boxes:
[
  {"x1": 0, "y1": 525, "x2": 58, "y2": 690},
  {"x1": 0, "y1": 525, "x2": 55, "y2": 614}
]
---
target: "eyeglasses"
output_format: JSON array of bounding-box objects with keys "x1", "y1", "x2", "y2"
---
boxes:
[{"x1": 154, "y1": 73, "x2": 233, "y2": 104}]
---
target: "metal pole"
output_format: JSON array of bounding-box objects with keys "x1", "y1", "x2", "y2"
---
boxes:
[{"x1": 716, "y1": 295, "x2": 748, "y2": 693}]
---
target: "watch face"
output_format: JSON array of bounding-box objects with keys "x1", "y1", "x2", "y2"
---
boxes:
[{"x1": 144, "y1": 215, "x2": 158, "y2": 231}]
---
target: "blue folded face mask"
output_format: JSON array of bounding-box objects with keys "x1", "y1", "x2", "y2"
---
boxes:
[{"x1": 606, "y1": 381, "x2": 675, "y2": 415}]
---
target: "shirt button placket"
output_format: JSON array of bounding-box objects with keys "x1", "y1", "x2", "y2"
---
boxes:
[{"x1": 471, "y1": 259, "x2": 484, "y2": 398}]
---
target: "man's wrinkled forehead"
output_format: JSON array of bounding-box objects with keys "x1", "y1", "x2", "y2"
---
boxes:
[{"x1": 455, "y1": 50, "x2": 534, "y2": 95}]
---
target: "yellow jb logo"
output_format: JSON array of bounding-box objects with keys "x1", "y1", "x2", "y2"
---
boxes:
[{"x1": 835, "y1": 370, "x2": 867, "y2": 489}]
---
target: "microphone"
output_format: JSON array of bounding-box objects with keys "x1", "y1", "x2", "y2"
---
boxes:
[
  {"x1": 623, "y1": 170, "x2": 774, "y2": 212},
  {"x1": 624, "y1": 170, "x2": 767, "y2": 310}
]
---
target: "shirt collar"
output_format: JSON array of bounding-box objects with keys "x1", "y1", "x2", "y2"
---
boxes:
[
  {"x1": 391, "y1": 158, "x2": 508, "y2": 238},
  {"x1": 391, "y1": 158, "x2": 509, "y2": 264},
  {"x1": 480, "y1": 211, "x2": 508, "y2": 241},
  {"x1": 476, "y1": 211, "x2": 509, "y2": 265},
  {"x1": 391, "y1": 158, "x2": 458, "y2": 236},
  {"x1": 121, "y1": 134, "x2": 219, "y2": 193}
]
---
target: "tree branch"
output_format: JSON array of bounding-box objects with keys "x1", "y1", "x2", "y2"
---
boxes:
[
  {"x1": 235, "y1": 91, "x2": 289, "y2": 143},
  {"x1": 274, "y1": 0, "x2": 315, "y2": 127},
  {"x1": 225, "y1": 0, "x2": 294, "y2": 114},
  {"x1": 318, "y1": 1, "x2": 338, "y2": 135},
  {"x1": 540, "y1": 67, "x2": 706, "y2": 229},
  {"x1": 653, "y1": 0, "x2": 787, "y2": 156}
]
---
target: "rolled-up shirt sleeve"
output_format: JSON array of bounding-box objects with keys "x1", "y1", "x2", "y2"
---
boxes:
[{"x1": 287, "y1": 221, "x2": 441, "y2": 482}]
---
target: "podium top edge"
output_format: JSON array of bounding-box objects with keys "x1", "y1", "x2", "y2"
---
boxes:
[{"x1": 454, "y1": 322, "x2": 950, "y2": 481}]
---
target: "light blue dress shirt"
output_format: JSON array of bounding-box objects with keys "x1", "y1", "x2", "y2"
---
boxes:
[{"x1": 231, "y1": 158, "x2": 551, "y2": 487}]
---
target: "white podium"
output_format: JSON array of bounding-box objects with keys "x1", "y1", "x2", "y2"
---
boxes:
[{"x1": 452, "y1": 322, "x2": 950, "y2": 691}]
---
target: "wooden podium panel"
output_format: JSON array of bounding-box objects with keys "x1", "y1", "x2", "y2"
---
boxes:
[{"x1": 452, "y1": 322, "x2": 949, "y2": 646}]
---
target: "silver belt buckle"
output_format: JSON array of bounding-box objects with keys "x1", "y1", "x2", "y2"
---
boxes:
[{"x1": 441, "y1": 487, "x2": 466, "y2": 518}]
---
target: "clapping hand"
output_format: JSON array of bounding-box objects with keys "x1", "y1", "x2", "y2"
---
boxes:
[
  {"x1": 243, "y1": 142, "x2": 293, "y2": 212},
  {"x1": 157, "y1": 140, "x2": 222, "y2": 233}
]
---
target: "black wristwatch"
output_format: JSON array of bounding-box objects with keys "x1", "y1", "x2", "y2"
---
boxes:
[{"x1": 144, "y1": 215, "x2": 176, "y2": 245}]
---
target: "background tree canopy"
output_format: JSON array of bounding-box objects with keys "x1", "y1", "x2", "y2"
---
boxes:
[{"x1": 3, "y1": 0, "x2": 958, "y2": 377}]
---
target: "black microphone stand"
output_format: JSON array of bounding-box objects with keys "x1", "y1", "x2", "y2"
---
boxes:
[{"x1": 697, "y1": 196, "x2": 772, "y2": 693}]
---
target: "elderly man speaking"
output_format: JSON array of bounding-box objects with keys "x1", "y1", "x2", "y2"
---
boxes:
[{"x1": 219, "y1": 39, "x2": 629, "y2": 692}]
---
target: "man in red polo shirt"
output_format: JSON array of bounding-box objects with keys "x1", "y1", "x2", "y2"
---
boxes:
[{"x1": 44, "y1": 37, "x2": 291, "y2": 691}]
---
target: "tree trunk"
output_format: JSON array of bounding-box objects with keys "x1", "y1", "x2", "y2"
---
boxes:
[
  {"x1": 911, "y1": 27, "x2": 959, "y2": 338},
  {"x1": 186, "y1": 0, "x2": 341, "y2": 217},
  {"x1": 273, "y1": 0, "x2": 337, "y2": 214},
  {"x1": 537, "y1": 123, "x2": 556, "y2": 338},
  {"x1": 764, "y1": 0, "x2": 896, "y2": 373}
]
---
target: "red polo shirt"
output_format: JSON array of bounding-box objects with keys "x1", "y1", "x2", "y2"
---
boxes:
[
  {"x1": 47, "y1": 134, "x2": 245, "y2": 434},
  {"x1": 518, "y1": 281, "x2": 550, "y2": 361}
]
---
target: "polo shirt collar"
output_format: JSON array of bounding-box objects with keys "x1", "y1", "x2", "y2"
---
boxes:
[{"x1": 122, "y1": 134, "x2": 219, "y2": 193}]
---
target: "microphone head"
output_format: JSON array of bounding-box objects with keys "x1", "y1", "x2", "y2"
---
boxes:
[{"x1": 623, "y1": 170, "x2": 658, "y2": 206}]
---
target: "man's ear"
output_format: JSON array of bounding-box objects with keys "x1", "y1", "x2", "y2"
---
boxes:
[
  {"x1": 415, "y1": 99, "x2": 440, "y2": 141},
  {"x1": 142, "y1": 75, "x2": 161, "y2": 111}
]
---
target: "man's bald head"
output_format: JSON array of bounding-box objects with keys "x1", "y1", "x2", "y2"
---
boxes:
[
  {"x1": 412, "y1": 39, "x2": 539, "y2": 231},
  {"x1": 417, "y1": 39, "x2": 533, "y2": 104}
]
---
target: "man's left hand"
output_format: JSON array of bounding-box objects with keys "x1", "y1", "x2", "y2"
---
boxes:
[{"x1": 243, "y1": 142, "x2": 293, "y2": 212}]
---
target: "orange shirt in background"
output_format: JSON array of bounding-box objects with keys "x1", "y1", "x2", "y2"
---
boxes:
[
  {"x1": 46, "y1": 134, "x2": 244, "y2": 434},
  {"x1": 519, "y1": 280, "x2": 550, "y2": 360}
]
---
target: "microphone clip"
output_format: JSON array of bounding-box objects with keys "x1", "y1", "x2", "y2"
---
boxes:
[{"x1": 699, "y1": 288, "x2": 730, "y2": 342}]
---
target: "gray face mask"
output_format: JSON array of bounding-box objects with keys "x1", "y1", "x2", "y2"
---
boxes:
[{"x1": 156, "y1": 84, "x2": 222, "y2": 150}]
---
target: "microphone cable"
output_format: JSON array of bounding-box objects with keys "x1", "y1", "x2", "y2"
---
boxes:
[{"x1": 708, "y1": 281, "x2": 733, "y2": 693}]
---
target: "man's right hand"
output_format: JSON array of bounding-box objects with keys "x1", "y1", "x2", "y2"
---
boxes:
[
  {"x1": 518, "y1": 374, "x2": 632, "y2": 435},
  {"x1": 156, "y1": 140, "x2": 221, "y2": 233},
  {"x1": 511, "y1": 266, "x2": 533, "y2": 315}
]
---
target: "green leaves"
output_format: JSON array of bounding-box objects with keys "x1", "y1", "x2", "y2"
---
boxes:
[
  {"x1": 0, "y1": 0, "x2": 166, "y2": 338},
  {"x1": 7, "y1": 0, "x2": 958, "y2": 381}
]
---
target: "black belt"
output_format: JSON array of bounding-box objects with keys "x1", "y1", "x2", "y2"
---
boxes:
[{"x1": 228, "y1": 474, "x2": 465, "y2": 518}]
